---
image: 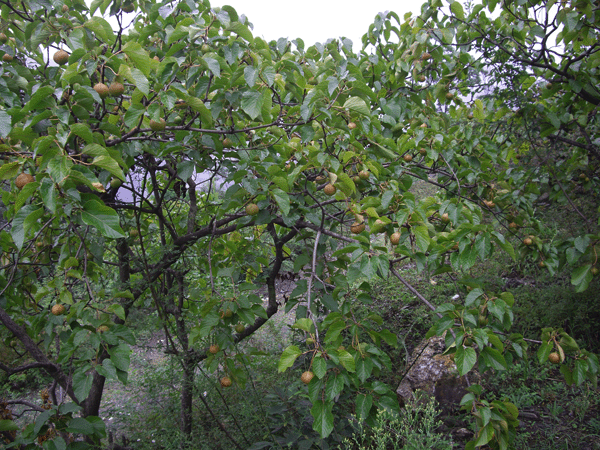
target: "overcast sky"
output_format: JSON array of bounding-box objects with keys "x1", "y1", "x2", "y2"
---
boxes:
[{"x1": 213, "y1": 1, "x2": 417, "y2": 49}]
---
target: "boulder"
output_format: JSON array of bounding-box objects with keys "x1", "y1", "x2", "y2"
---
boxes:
[{"x1": 397, "y1": 334, "x2": 476, "y2": 410}]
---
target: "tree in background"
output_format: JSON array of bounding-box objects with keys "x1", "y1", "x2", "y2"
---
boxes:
[{"x1": 0, "y1": 0, "x2": 598, "y2": 448}]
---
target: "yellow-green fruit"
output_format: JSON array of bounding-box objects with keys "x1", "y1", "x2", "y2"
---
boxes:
[
  {"x1": 94, "y1": 83, "x2": 109, "y2": 99},
  {"x1": 351, "y1": 221, "x2": 365, "y2": 234},
  {"x1": 97, "y1": 325, "x2": 109, "y2": 333},
  {"x1": 358, "y1": 170, "x2": 370, "y2": 180},
  {"x1": 51, "y1": 304, "x2": 66, "y2": 316},
  {"x1": 523, "y1": 237, "x2": 533, "y2": 246},
  {"x1": 201, "y1": 44, "x2": 211, "y2": 53},
  {"x1": 149, "y1": 118, "x2": 166, "y2": 131},
  {"x1": 323, "y1": 184, "x2": 336, "y2": 196},
  {"x1": 421, "y1": 52, "x2": 431, "y2": 60},
  {"x1": 109, "y1": 82, "x2": 125, "y2": 97},
  {"x1": 173, "y1": 115, "x2": 183, "y2": 124},
  {"x1": 2, "y1": 53, "x2": 13, "y2": 63},
  {"x1": 591, "y1": 266, "x2": 599, "y2": 276},
  {"x1": 209, "y1": 344, "x2": 220, "y2": 354},
  {"x1": 509, "y1": 222, "x2": 518, "y2": 229},
  {"x1": 0, "y1": 33, "x2": 7, "y2": 44},
  {"x1": 223, "y1": 308, "x2": 233, "y2": 318},
  {"x1": 235, "y1": 323, "x2": 245, "y2": 333},
  {"x1": 419, "y1": 148, "x2": 427, "y2": 155},
  {"x1": 403, "y1": 154, "x2": 413, "y2": 162},
  {"x1": 390, "y1": 232, "x2": 401, "y2": 245},
  {"x1": 418, "y1": 74, "x2": 426, "y2": 82},
  {"x1": 62, "y1": 4, "x2": 69, "y2": 13},
  {"x1": 441, "y1": 213, "x2": 450, "y2": 223},
  {"x1": 220, "y1": 376, "x2": 232, "y2": 387},
  {"x1": 348, "y1": 122, "x2": 357, "y2": 130},
  {"x1": 110, "y1": 178, "x2": 122, "y2": 189},
  {"x1": 222, "y1": 137, "x2": 233, "y2": 147},
  {"x1": 246, "y1": 203, "x2": 259, "y2": 216},
  {"x1": 16, "y1": 173, "x2": 35, "y2": 189},
  {"x1": 53, "y1": 50, "x2": 69, "y2": 65},
  {"x1": 300, "y1": 371, "x2": 314, "y2": 384},
  {"x1": 445, "y1": 92, "x2": 454, "y2": 100},
  {"x1": 548, "y1": 352, "x2": 560, "y2": 364},
  {"x1": 129, "y1": 229, "x2": 139, "y2": 238}
]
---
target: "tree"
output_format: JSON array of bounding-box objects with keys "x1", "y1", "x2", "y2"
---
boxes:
[{"x1": 0, "y1": 0, "x2": 598, "y2": 448}]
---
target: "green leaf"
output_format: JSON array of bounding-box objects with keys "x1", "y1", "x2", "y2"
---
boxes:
[
  {"x1": 84, "y1": 17, "x2": 115, "y2": 45},
  {"x1": 65, "y1": 417, "x2": 94, "y2": 436},
  {"x1": 413, "y1": 225, "x2": 430, "y2": 252},
  {"x1": 11, "y1": 205, "x2": 44, "y2": 250},
  {"x1": 465, "y1": 288, "x2": 484, "y2": 307},
  {"x1": 0, "y1": 110, "x2": 11, "y2": 138},
  {"x1": 313, "y1": 356, "x2": 327, "y2": 379},
  {"x1": 203, "y1": 57, "x2": 221, "y2": 78},
  {"x1": 81, "y1": 200, "x2": 126, "y2": 238},
  {"x1": 338, "y1": 349, "x2": 355, "y2": 372},
  {"x1": 356, "y1": 356, "x2": 373, "y2": 382},
  {"x1": 73, "y1": 370, "x2": 93, "y2": 403},
  {"x1": 228, "y1": 22, "x2": 254, "y2": 43},
  {"x1": 481, "y1": 347, "x2": 507, "y2": 370},
  {"x1": 92, "y1": 155, "x2": 126, "y2": 181},
  {"x1": 0, "y1": 419, "x2": 19, "y2": 432},
  {"x1": 271, "y1": 188, "x2": 290, "y2": 215},
  {"x1": 311, "y1": 400, "x2": 334, "y2": 438},
  {"x1": 343, "y1": 97, "x2": 370, "y2": 116},
  {"x1": 571, "y1": 264, "x2": 593, "y2": 292},
  {"x1": 292, "y1": 318, "x2": 313, "y2": 332},
  {"x1": 122, "y1": 41, "x2": 151, "y2": 76},
  {"x1": 108, "y1": 344, "x2": 130, "y2": 372},
  {"x1": 450, "y1": 0, "x2": 465, "y2": 20},
  {"x1": 475, "y1": 422, "x2": 494, "y2": 447},
  {"x1": 278, "y1": 345, "x2": 302, "y2": 372},
  {"x1": 355, "y1": 393, "x2": 373, "y2": 420},
  {"x1": 241, "y1": 91, "x2": 264, "y2": 119},
  {"x1": 70, "y1": 123, "x2": 94, "y2": 144},
  {"x1": 455, "y1": 346, "x2": 477, "y2": 375}
]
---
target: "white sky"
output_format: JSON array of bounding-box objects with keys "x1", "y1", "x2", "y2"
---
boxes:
[{"x1": 213, "y1": 1, "x2": 417, "y2": 49}]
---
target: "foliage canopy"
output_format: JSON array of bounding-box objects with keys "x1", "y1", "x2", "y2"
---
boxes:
[{"x1": 0, "y1": 0, "x2": 599, "y2": 448}]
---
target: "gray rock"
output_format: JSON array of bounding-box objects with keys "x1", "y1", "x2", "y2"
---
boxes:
[{"x1": 397, "y1": 335, "x2": 477, "y2": 409}]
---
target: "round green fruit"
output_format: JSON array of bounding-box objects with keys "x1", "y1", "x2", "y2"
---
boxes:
[
  {"x1": 246, "y1": 203, "x2": 259, "y2": 216},
  {"x1": 0, "y1": 33, "x2": 7, "y2": 44},
  {"x1": 548, "y1": 352, "x2": 560, "y2": 364},
  {"x1": 323, "y1": 184, "x2": 336, "y2": 196},
  {"x1": 301, "y1": 371, "x2": 314, "y2": 384},
  {"x1": 351, "y1": 221, "x2": 365, "y2": 234},
  {"x1": 53, "y1": 50, "x2": 69, "y2": 65},
  {"x1": 209, "y1": 344, "x2": 220, "y2": 354},
  {"x1": 235, "y1": 323, "x2": 245, "y2": 333},
  {"x1": 2, "y1": 53, "x2": 14, "y2": 62},
  {"x1": 390, "y1": 232, "x2": 401, "y2": 245},
  {"x1": 94, "y1": 83, "x2": 110, "y2": 99},
  {"x1": 109, "y1": 82, "x2": 125, "y2": 97},
  {"x1": 358, "y1": 170, "x2": 370, "y2": 180},
  {"x1": 51, "y1": 304, "x2": 66, "y2": 316}
]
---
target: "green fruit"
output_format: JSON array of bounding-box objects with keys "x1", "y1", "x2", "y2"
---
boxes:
[
  {"x1": 305, "y1": 337, "x2": 315, "y2": 346},
  {"x1": 94, "y1": 83, "x2": 109, "y2": 99},
  {"x1": 323, "y1": 184, "x2": 336, "y2": 195},
  {"x1": 53, "y1": 50, "x2": 69, "y2": 65},
  {"x1": 235, "y1": 323, "x2": 245, "y2": 333},
  {"x1": 109, "y1": 82, "x2": 125, "y2": 97},
  {"x1": 246, "y1": 203, "x2": 259, "y2": 216},
  {"x1": 209, "y1": 344, "x2": 220, "y2": 354},
  {"x1": 548, "y1": 352, "x2": 560, "y2": 364},
  {"x1": 0, "y1": 33, "x2": 7, "y2": 44},
  {"x1": 301, "y1": 371, "x2": 314, "y2": 384},
  {"x1": 351, "y1": 221, "x2": 365, "y2": 234},
  {"x1": 51, "y1": 304, "x2": 66, "y2": 316},
  {"x1": 390, "y1": 232, "x2": 401, "y2": 245},
  {"x1": 358, "y1": 170, "x2": 369, "y2": 180},
  {"x1": 3, "y1": 53, "x2": 14, "y2": 63}
]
